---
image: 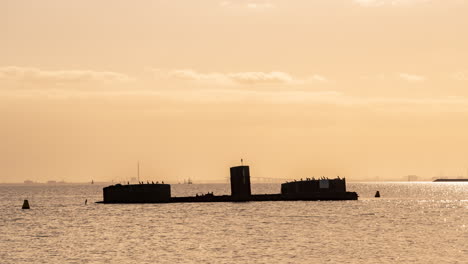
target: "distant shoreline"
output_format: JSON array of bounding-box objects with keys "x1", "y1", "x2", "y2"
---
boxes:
[{"x1": 433, "y1": 179, "x2": 468, "y2": 182}]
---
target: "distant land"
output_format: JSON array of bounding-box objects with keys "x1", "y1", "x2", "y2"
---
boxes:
[
  {"x1": 433, "y1": 179, "x2": 468, "y2": 182},
  {"x1": 2, "y1": 175, "x2": 468, "y2": 185}
]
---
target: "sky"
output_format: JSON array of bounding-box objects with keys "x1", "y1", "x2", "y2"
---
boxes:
[{"x1": 1, "y1": 0, "x2": 468, "y2": 183}]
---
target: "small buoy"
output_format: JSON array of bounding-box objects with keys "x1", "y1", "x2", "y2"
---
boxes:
[
  {"x1": 85, "y1": 199, "x2": 87, "y2": 205},
  {"x1": 22, "y1": 200, "x2": 30, "y2": 209},
  {"x1": 375, "y1": 191, "x2": 381, "y2": 198}
]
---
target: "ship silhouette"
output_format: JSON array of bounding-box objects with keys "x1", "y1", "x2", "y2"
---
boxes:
[{"x1": 100, "y1": 164, "x2": 358, "y2": 203}]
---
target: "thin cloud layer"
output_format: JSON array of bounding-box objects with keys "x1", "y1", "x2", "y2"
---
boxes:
[
  {"x1": 353, "y1": 0, "x2": 429, "y2": 6},
  {"x1": 362, "y1": 73, "x2": 426, "y2": 82},
  {"x1": 0, "y1": 66, "x2": 132, "y2": 85},
  {"x1": 452, "y1": 70, "x2": 468, "y2": 81},
  {"x1": 307, "y1": 75, "x2": 329, "y2": 83},
  {"x1": 6, "y1": 85, "x2": 468, "y2": 114},
  {"x1": 167, "y1": 69, "x2": 326, "y2": 85},
  {"x1": 169, "y1": 69, "x2": 295, "y2": 85},
  {"x1": 398, "y1": 73, "x2": 426, "y2": 82},
  {"x1": 228, "y1": 71, "x2": 294, "y2": 84},
  {"x1": 246, "y1": 2, "x2": 275, "y2": 9},
  {"x1": 220, "y1": 1, "x2": 275, "y2": 9}
]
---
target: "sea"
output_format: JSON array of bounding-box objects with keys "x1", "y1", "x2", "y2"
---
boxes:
[{"x1": 0, "y1": 182, "x2": 466, "y2": 264}]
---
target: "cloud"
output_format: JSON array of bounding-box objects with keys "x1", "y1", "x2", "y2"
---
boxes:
[
  {"x1": 360, "y1": 74, "x2": 386, "y2": 80},
  {"x1": 246, "y1": 2, "x2": 275, "y2": 9},
  {"x1": 353, "y1": 0, "x2": 429, "y2": 7},
  {"x1": 219, "y1": 1, "x2": 231, "y2": 7},
  {"x1": 398, "y1": 73, "x2": 426, "y2": 82},
  {"x1": 26, "y1": 89, "x2": 468, "y2": 114},
  {"x1": 3, "y1": 82, "x2": 468, "y2": 114},
  {"x1": 307, "y1": 75, "x2": 329, "y2": 83},
  {"x1": 169, "y1": 70, "x2": 228, "y2": 84},
  {"x1": 164, "y1": 69, "x2": 330, "y2": 86},
  {"x1": 361, "y1": 73, "x2": 428, "y2": 82},
  {"x1": 228, "y1": 71, "x2": 294, "y2": 84},
  {"x1": 452, "y1": 70, "x2": 468, "y2": 81},
  {"x1": 220, "y1": 1, "x2": 275, "y2": 9},
  {"x1": 150, "y1": 89, "x2": 343, "y2": 105},
  {"x1": 167, "y1": 69, "x2": 312, "y2": 85},
  {"x1": 0, "y1": 66, "x2": 133, "y2": 85}
]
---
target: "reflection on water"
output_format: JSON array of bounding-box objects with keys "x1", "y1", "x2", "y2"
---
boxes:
[{"x1": 0, "y1": 183, "x2": 466, "y2": 263}]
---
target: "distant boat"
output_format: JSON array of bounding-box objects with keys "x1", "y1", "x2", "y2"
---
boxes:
[
  {"x1": 183, "y1": 178, "x2": 193, "y2": 184},
  {"x1": 433, "y1": 179, "x2": 468, "y2": 182},
  {"x1": 91, "y1": 180, "x2": 94, "y2": 184}
]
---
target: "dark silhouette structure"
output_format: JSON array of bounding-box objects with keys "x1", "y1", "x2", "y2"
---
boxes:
[
  {"x1": 103, "y1": 183, "x2": 171, "y2": 203},
  {"x1": 280, "y1": 178, "x2": 355, "y2": 200},
  {"x1": 230, "y1": 166, "x2": 251, "y2": 201},
  {"x1": 433, "y1": 179, "x2": 468, "y2": 182},
  {"x1": 100, "y1": 165, "x2": 358, "y2": 203},
  {"x1": 22, "y1": 200, "x2": 30, "y2": 209}
]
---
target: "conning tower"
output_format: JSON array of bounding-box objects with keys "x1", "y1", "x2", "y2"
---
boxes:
[{"x1": 230, "y1": 165, "x2": 251, "y2": 201}]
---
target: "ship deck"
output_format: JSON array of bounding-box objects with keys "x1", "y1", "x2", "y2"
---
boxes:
[{"x1": 98, "y1": 192, "x2": 358, "y2": 203}]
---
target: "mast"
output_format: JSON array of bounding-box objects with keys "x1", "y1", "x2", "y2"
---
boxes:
[{"x1": 137, "y1": 161, "x2": 140, "y2": 183}]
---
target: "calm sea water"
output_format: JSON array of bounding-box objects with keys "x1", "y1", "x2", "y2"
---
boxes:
[{"x1": 0, "y1": 183, "x2": 466, "y2": 263}]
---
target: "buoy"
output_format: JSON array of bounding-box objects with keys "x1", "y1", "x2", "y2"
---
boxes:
[
  {"x1": 22, "y1": 200, "x2": 30, "y2": 209},
  {"x1": 85, "y1": 199, "x2": 87, "y2": 205},
  {"x1": 375, "y1": 191, "x2": 381, "y2": 198}
]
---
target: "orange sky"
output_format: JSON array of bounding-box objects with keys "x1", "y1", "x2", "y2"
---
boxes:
[{"x1": 1, "y1": 0, "x2": 468, "y2": 182}]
